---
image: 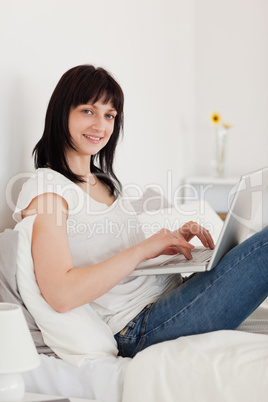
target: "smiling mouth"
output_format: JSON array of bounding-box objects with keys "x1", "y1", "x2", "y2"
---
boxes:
[{"x1": 83, "y1": 134, "x2": 102, "y2": 142}]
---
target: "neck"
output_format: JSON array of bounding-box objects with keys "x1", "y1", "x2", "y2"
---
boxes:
[{"x1": 66, "y1": 152, "x2": 92, "y2": 177}]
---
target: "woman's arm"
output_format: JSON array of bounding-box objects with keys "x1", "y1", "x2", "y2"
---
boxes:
[{"x1": 25, "y1": 193, "x2": 213, "y2": 313}]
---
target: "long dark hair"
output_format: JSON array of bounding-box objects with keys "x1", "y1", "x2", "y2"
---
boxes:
[{"x1": 33, "y1": 65, "x2": 124, "y2": 196}]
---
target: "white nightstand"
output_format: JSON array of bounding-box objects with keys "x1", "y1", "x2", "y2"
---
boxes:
[
  {"x1": 23, "y1": 392, "x2": 98, "y2": 402},
  {"x1": 182, "y1": 176, "x2": 239, "y2": 220}
]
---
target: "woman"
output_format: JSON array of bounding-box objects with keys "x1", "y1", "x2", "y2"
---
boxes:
[{"x1": 14, "y1": 65, "x2": 268, "y2": 358}]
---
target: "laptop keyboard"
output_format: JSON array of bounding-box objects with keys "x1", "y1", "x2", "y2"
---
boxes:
[{"x1": 159, "y1": 247, "x2": 214, "y2": 266}]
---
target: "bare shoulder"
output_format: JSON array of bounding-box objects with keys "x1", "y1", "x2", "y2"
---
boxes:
[{"x1": 21, "y1": 192, "x2": 68, "y2": 220}]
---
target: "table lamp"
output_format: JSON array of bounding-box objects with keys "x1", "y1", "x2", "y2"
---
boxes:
[{"x1": 0, "y1": 303, "x2": 40, "y2": 401}]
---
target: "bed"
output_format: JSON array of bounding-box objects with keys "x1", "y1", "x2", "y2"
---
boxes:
[{"x1": 1, "y1": 198, "x2": 268, "y2": 402}]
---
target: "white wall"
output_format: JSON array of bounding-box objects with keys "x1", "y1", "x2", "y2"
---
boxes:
[
  {"x1": 0, "y1": 0, "x2": 267, "y2": 231},
  {"x1": 194, "y1": 0, "x2": 268, "y2": 178},
  {"x1": 0, "y1": 0, "x2": 195, "y2": 230}
]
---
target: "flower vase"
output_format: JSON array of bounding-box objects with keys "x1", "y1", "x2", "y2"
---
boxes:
[{"x1": 212, "y1": 126, "x2": 228, "y2": 178}]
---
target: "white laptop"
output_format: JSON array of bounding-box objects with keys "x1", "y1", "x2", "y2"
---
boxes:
[{"x1": 130, "y1": 166, "x2": 268, "y2": 276}]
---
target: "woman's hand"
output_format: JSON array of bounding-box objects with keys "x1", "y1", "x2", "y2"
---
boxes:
[
  {"x1": 173, "y1": 221, "x2": 215, "y2": 260},
  {"x1": 139, "y1": 227, "x2": 194, "y2": 261},
  {"x1": 139, "y1": 221, "x2": 215, "y2": 261},
  {"x1": 176, "y1": 220, "x2": 215, "y2": 245}
]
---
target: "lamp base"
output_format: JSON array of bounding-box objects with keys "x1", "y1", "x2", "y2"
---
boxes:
[{"x1": 0, "y1": 373, "x2": 25, "y2": 401}]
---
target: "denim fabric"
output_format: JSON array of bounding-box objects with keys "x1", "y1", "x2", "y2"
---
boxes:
[{"x1": 114, "y1": 226, "x2": 268, "y2": 358}]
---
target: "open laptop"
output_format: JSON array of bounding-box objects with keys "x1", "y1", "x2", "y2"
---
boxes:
[{"x1": 129, "y1": 166, "x2": 268, "y2": 276}]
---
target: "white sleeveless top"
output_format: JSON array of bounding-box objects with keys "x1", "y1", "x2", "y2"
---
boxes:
[{"x1": 14, "y1": 168, "x2": 180, "y2": 334}]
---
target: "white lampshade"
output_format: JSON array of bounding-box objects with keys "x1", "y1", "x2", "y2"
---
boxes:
[{"x1": 0, "y1": 303, "x2": 40, "y2": 401}]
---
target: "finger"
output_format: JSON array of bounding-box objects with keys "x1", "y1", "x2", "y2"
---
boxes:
[
  {"x1": 198, "y1": 228, "x2": 215, "y2": 249},
  {"x1": 179, "y1": 222, "x2": 215, "y2": 249},
  {"x1": 163, "y1": 229, "x2": 195, "y2": 251},
  {"x1": 174, "y1": 238, "x2": 195, "y2": 250},
  {"x1": 177, "y1": 245, "x2": 193, "y2": 260},
  {"x1": 166, "y1": 238, "x2": 194, "y2": 259},
  {"x1": 173, "y1": 222, "x2": 197, "y2": 242},
  {"x1": 162, "y1": 246, "x2": 180, "y2": 256},
  {"x1": 205, "y1": 231, "x2": 215, "y2": 249}
]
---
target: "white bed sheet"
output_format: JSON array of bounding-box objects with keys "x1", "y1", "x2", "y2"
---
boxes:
[
  {"x1": 122, "y1": 330, "x2": 268, "y2": 402},
  {"x1": 23, "y1": 354, "x2": 130, "y2": 402}
]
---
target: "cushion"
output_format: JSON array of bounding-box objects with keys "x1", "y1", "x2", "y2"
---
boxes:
[
  {"x1": 129, "y1": 187, "x2": 172, "y2": 214},
  {"x1": 15, "y1": 215, "x2": 118, "y2": 367},
  {"x1": 0, "y1": 228, "x2": 56, "y2": 356}
]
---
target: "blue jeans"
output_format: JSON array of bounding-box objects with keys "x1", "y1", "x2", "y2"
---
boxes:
[{"x1": 114, "y1": 226, "x2": 268, "y2": 358}]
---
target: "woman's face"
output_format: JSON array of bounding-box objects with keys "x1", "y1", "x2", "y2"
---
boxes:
[{"x1": 68, "y1": 98, "x2": 117, "y2": 157}]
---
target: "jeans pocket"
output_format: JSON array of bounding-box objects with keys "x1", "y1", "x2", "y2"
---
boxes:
[{"x1": 115, "y1": 304, "x2": 153, "y2": 357}]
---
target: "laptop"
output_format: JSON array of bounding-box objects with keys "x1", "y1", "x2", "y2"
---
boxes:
[{"x1": 129, "y1": 166, "x2": 268, "y2": 276}]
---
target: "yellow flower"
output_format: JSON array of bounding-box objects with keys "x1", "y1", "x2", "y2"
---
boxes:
[{"x1": 211, "y1": 113, "x2": 221, "y2": 125}]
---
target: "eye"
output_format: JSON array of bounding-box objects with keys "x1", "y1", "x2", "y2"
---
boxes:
[
  {"x1": 106, "y1": 114, "x2": 116, "y2": 120},
  {"x1": 82, "y1": 109, "x2": 93, "y2": 115}
]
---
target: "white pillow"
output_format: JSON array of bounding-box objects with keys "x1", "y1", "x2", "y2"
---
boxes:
[
  {"x1": 15, "y1": 215, "x2": 118, "y2": 367},
  {"x1": 129, "y1": 187, "x2": 172, "y2": 215}
]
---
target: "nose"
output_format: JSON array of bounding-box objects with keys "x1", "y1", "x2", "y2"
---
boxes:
[{"x1": 91, "y1": 115, "x2": 105, "y2": 132}]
